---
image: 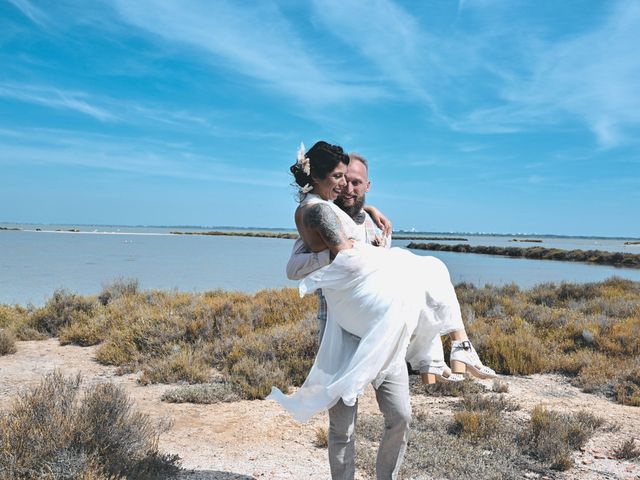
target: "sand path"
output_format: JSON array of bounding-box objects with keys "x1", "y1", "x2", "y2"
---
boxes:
[{"x1": 1, "y1": 339, "x2": 638, "y2": 480}]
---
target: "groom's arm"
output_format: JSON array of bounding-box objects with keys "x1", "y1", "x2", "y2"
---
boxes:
[
  {"x1": 286, "y1": 237, "x2": 331, "y2": 280},
  {"x1": 363, "y1": 205, "x2": 392, "y2": 237}
]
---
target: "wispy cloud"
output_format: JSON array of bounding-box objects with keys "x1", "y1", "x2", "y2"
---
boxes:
[
  {"x1": 0, "y1": 83, "x2": 117, "y2": 122},
  {"x1": 0, "y1": 81, "x2": 288, "y2": 140},
  {"x1": 310, "y1": 0, "x2": 438, "y2": 111},
  {"x1": 7, "y1": 0, "x2": 48, "y2": 27},
  {"x1": 0, "y1": 127, "x2": 285, "y2": 188},
  {"x1": 454, "y1": 1, "x2": 640, "y2": 148},
  {"x1": 111, "y1": 0, "x2": 384, "y2": 107}
]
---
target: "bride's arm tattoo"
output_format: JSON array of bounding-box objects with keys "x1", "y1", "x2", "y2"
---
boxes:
[{"x1": 303, "y1": 204, "x2": 346, "y2": 247}]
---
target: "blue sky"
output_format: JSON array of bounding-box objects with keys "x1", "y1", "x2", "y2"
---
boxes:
[{"x1": 1, "y1": 0, "x2": 639, "y2": 236}]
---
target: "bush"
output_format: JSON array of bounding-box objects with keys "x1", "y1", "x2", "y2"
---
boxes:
[
  {"x1": 520, "y1": 405, "x2": 603, "y2": 471},
  {"x1": 450, "y1": 393, "x2": 519, "y2": 443},
  {"x1": 161, "y1": 382, "x2": 240, "y2": 404},
  {"x1": 98, "y1": 278, "x2": 140, "y2": 306},
  {"x1": 414, "y1": 377, "x2": 487, "y2": 397},
  {"x1": 0, "y1": 329, "x2": 17, "y2": 356},
  {"x1": 30, "y1": 289, "x2": 96, "y2": 336},
  {"x1": 229, "y1": 357, "x2": 288, "y2": 400},
  {"x1": 59, "y1": 313, "x2": 109, "y2": 346},
  {"x1": 314, "y1": 426, "x2": 329, "y2": 449},
  {"x1": 451, "y1": 410, "x2": 500, "y2": 442},
  {"x1": 357, "y1": 410, "x2": 529, "y2": 480},
  {"x1": 613, "y1": 438, "x2": 640, "y2": 460},
  {"x1": 0, "y1": 371, "x2": 180, "y2": 479},
  {"x1": 615, "y1": 378, "x2": 640, "y2": 406},
  {"x1": 492, "y1": 379, "x2": 509, "y2": 393},
  {"x1": 481, "y1": 321, "x2": 550, "y2": 375},
  {"x1": 4, "y1": 279, "x2": 639, "y2": 404},
  {"x1": 139, "y1": 346, "x2": 212, "y2": 385}
]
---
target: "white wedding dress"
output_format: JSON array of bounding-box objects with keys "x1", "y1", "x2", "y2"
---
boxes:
[{"x1": 267, "y1": 194, "x2": 463, "y2": 422}]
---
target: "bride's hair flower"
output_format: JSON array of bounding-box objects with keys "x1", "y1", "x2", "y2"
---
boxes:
[
  {"x1": 301, "y1": 183, "x2": 313, "y2": 193},
  {"x1": 296, "y1": 142, "x2": 311, "y2": 176}
]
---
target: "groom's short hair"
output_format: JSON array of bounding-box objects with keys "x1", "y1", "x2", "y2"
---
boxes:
[{"x1": 348, "y1": 153, "x2": 368, "y2": 170}]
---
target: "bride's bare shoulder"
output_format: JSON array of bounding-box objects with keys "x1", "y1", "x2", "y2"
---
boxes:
[
  {"x1": 297, "y1": 202, "x2": 345, "y2": 249},
  {"x1": 297, "y1": 202, "x2": 333, "y2": 224}
]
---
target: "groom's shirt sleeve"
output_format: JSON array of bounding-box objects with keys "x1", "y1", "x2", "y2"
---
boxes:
[
  {"x1": 286, "y1": 237, "x2": 331, "y2": 280},
  {"x1": 363, "y1": 212, "x2": 392, "y2": 248}
]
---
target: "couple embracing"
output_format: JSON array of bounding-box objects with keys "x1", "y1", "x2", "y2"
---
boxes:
[{"x1": 268, "y1": 141, "x2": 496, "y2": 480}]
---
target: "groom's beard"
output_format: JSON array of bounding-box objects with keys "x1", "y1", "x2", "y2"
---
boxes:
[{"x1": 335, "y1": 194, "x2": 366, "y2": 221}]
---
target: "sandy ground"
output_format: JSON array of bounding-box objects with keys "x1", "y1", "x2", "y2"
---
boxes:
[{"x1": 1, "y1": 339, "x2": 638, "y2": 480}]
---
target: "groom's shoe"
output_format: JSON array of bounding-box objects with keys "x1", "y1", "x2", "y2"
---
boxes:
[
  {"x1": 421, "y1": 364, "x2": 465, "y2": 385},
  {"x1": 450, "y1": 340, "x2": 497, "y2": 379}
]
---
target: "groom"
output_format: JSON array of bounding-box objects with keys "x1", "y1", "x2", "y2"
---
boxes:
[{"x1": 286, "y1": 153, "x2": 409, "y2": 480}]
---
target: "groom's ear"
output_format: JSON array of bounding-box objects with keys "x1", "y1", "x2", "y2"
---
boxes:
[{"x1": 365, "y1": 180, "x2": 371, "y2": 193}]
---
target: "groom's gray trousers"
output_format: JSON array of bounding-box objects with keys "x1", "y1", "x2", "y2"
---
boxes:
[
  {"x1": 318, "y1": 292, "x2": 411, "y2": 480},
  {"x1": 328, "y1": 368, "x2": 411, "y2": 480}
]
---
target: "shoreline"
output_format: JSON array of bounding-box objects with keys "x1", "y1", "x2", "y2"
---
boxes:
[
  {"x1": 2, "y1": 223, "x2": 640, "y2": 241},
  {"x1": 408, "y1": 242, "x2": 640, "y2": 268}
]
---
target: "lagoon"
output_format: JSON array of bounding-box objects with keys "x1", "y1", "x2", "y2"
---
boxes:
[{"x1": 1, "y1": 226, "x2": 640, "y2": 305}]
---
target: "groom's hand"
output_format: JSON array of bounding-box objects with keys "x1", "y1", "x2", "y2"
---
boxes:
[{"x1": 364, "y1": 206, "x2": 393, "y2": 236}]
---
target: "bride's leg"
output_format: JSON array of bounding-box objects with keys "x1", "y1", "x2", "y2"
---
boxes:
[
  {"x1": 419, "y1": 335, "x2": 464, "y2": 384},
  {"x1": 420, "y1": 256, "x2": 496, "y2": 379}
]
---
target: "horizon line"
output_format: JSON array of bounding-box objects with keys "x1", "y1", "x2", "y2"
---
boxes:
[{"x1": 2, "y1": 221, "x2": 639, "y2": 241}]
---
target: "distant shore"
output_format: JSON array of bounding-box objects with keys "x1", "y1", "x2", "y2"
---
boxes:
[
  {"x1": 168, "y1": 230, "x2": 472, "y2": 242},
  {"x1": 408, "y1": 242, "x2": 640, "y2": 268},
  {"x1": 170, "y1": 230, "x2": 298, "y2": 239}
]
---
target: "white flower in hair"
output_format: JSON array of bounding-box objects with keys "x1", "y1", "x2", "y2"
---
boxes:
[
  {"x1": 301, "y1": 183, "x2": 313, "y2": 193},
  {"x1": 297, "y1": 142, "x2": 310, "y2": 176}
]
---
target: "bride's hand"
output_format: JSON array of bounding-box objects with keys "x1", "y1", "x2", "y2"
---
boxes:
[{"x1": 329, "y1": 239, "x2": 355, "y2": 260}]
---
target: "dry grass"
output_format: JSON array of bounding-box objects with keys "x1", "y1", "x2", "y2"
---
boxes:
[
  {"x1": 613, "y1": 438, "x2": 640, "y2": 460},
  {"x1": 354, "y1": 392, "x2": 603, "y2": 478},
  {"x1": 450, "y1": 393, "x2": 519, "y2": 443},
  {"x1": 520, "y1": 406, "x2": 604, "y2": 471},
  {"x1": 314, "y1": 426, "x2": 329, "y2": 449},
  {"x1": 0, "y1": 371, "x2": 180, "y2": 480},
  {"x1": 492, "y1": 379, "x2": 509, "y2": 393},
  {"x1": 412, "y1": 377, "x2": 487, "y2": 397},
  {"x1": 0, "y1": 278, "x2": 638, "y2": 406},
  {"x1": 458, "y1": 278, "x2": 640, "y2": 405},
  {"x1": 0, "y1": 329, "x2": 16, "y2": 356},
  {"x1": 161, "y1": 382, "x2": 240, "y2": 404}
]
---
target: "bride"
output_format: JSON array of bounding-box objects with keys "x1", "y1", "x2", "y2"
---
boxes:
[{"x1": 268, "y1": 141, "x2": 485, "y2": 423}]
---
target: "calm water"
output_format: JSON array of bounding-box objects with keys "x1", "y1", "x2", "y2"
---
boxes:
[{"x1": 1, "y1": 225, "x2": 639, "y2": 305}]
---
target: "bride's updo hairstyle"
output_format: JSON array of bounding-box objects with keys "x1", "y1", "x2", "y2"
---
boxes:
[{"x1": 290, "y1": 141, "x2": 350, "y2": 195}]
